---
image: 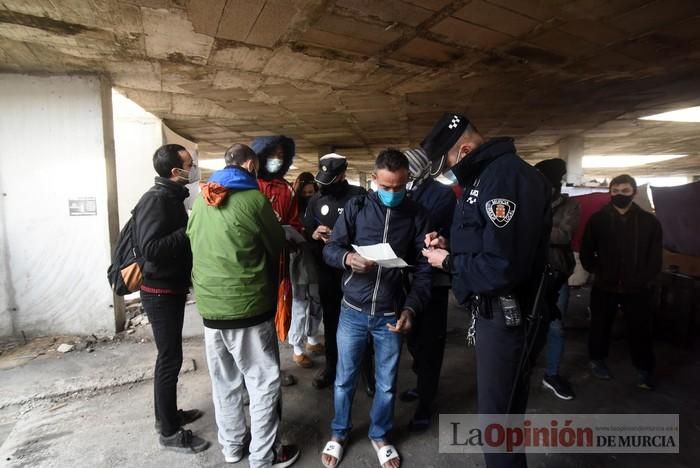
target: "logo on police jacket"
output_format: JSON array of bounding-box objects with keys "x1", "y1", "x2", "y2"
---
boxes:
[{"x1": 485, "y1": 199, "x2": 516, "y2": 228}]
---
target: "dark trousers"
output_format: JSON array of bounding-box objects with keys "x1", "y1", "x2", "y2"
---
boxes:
[
  {"x1": 140, "y1": 291, "x2": 186, "y2": 436},
  {"x1": 319, "y1": 268, "x2": 344, "y2": 377},
  {"x1": 476, "y1": 305, "x2": 529, "y2": 468},
  {"x1": 588, "y1": 287, "x2": 655, "y2": 372},
  {"x1": 407, "y1": 286, "x2": 449, "y2": 418},
  {"x1": 529, "y1": 273, "x2": 567, "y2": 372}
]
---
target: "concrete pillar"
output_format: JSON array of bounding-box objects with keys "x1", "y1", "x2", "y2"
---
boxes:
[
  {"x1": 559, "y1": 136, "x2": 584, "y2": 185},
  {"x1": 358, "y1": 171, "x2": 368, "y2": 189},
  {"x1": 100, "y1": 79, "x2": 126, "y2": 333}
]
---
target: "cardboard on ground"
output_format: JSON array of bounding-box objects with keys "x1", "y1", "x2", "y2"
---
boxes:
[{"x1": 351, "y1": 243, "x2": 409, "y2": 268}]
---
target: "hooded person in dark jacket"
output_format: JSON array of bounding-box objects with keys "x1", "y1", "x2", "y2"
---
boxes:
[
  {"x1": 320, "y1": 149, "x2": 431, "y2": 468},
  {"x1": 399, "y1": 147, "x2": 456, "y2": 432},
  {"x1": 133, "y1": 144, "x2": 209, "y2": 454},
  {"x1": 580, "y1": 174, "x2": 662, "y2": 389},
  {"x1": 534, "y1": 158, "x2": 580, "y2": 401},
  {"x1": 250, "y1": 135, "x2": 301, "y2": 230},
  {"x1": 250, "y1": 135, "x2": 302, "y2": 386}
]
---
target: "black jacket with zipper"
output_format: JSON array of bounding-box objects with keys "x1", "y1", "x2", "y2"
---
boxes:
[
  {"x1": 133, "y1": 177, "x2": 192, "y2": 290},
  {"x1": 580, "y1": 203, "x2": 662, "y2": 294},
  {"x1": 303, "y1": 181, "x2": 367, "y2": 272},
  {"x1": 323, "y1": 192, "x2": 432, "y2": 317}
]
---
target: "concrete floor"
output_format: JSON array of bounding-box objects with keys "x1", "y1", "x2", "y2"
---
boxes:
[{"x1": 1, "y1": 289, "x2": 698, "y2": 468}]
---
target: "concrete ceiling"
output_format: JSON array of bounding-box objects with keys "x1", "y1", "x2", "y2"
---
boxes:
[{"x1": 1, "y1": 0, "x2": 700, "y2": 181}]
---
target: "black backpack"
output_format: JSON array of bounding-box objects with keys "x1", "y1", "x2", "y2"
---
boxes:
[{"x1": 107, "y1": 216, "x2": 144, "y2": 296}]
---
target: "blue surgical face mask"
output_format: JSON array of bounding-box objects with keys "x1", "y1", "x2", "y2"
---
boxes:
[
  {"x1": 443, "y1": 169, "x2": 458, "y2": 184},
  {"x1": 265, "y1": 158, "x2": 283, "y2": 174},
  {"x1": 377, "y1": 188, "x2": 405, "y2": 208}
]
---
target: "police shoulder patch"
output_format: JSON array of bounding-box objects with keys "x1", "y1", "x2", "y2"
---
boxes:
[{"x1": 485, "y1": 198, "x2": 516, "y2": 228}]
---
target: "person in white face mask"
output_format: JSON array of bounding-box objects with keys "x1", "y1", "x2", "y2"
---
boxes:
[
  {"x1": 132, "y1": 144, "x2": 209, "y2": 454},
  {"x1": 250, "y1": 135, "x2": 302, "y2": 388},
  {"x1": 250, "y1": 135, "x2": 301, "y2": 230}
]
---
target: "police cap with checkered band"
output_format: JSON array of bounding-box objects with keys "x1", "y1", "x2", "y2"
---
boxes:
[
  {"x1": 420, "y1": 112, "x2": 470, "y2": 176},
  {"x1": 315, "y1": 152, "x2": 348, "y2": 185}
]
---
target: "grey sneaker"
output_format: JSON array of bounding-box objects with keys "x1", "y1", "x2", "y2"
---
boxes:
[
  {"x1": 155, "y1": 408, "x2": 203, "y2": 433},
  {"x1": 590, "y1": 360, "x2": 612, "y2": 380},
  {"x1": 159, "y1": 428, "x2": 210, "y2": 453}
]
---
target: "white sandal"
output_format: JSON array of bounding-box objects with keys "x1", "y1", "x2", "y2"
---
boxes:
[
  {"x1": 321, "y1": 440, "x2": 345, "y2": 468},
  {"x1": 371, "y1": 440, "x2": 401, "y2": 468}
]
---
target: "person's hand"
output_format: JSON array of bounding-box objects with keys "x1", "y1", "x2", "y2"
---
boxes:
[
  {"x1": 422, "y1": 248, "x2": 449, "y2": 269},
  {"x1": 387, "y1": 309, "x2": 413, "y2": 334},
  {"x1": 312, "y1": 225, "x2": 332, "y2": 243},
  {"x1": 345, "y1": 252, "x2": 376, "y2": 273},
  {"x1": 424, "y1": 231, "x2": 448, "y2": 249}
]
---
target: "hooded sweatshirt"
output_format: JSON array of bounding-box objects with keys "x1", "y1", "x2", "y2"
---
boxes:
[
  {"x1": 186, "y1": 166, "x2": 286, "y2": 328},
  {"x1": 250, "y1": 135, "x2": 302, "y2": 230}
]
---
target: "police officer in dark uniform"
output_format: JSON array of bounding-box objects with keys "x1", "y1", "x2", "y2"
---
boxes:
[
  {"x1": 421, "y1": 113, "x2": 551, "y2": 468},
  {"x1": 303, "y1": 153, "x2": 367, "y2": 389}
]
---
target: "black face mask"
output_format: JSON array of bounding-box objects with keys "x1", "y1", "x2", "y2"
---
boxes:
[
  {"x1": 611, "y1": 194, "x2": 633, "y2": 209},
  {"x1": 320, "y1": 180, "x2": 347, "y2": 197}
]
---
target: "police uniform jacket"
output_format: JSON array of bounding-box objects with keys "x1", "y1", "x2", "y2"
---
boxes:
[
  {"x1": 409, "y1": 177, "x2": 456, "y2": 287},
  {"x1": 303, "y1": 181, "x2": 366, "y2": 270},
  {"x1": 447, "y1": 137, "x2": 551, "y2": 304}
]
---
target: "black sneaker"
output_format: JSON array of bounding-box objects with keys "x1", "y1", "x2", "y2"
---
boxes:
[
  {"x1": 313, "y1": 368, "x2": 334, "y2": 389},
  {"x1": 155, "y1": 409, "x2": 204, "y2": 433},
  {"x1": 399, "y1": 388, "x2": 419, "y2": 403},
  {"x1": 637, "y1": 370, "x2": 654, "y2": 390},
  {"x1": 590, "y1": 360, "x2": 612, "y2": 380},
  {"x1": 542, "y1": 374, "x2": 576, "y2": 400},
  {"x1": 272, "y1": 444, "x2": 300, "y2": 468},
  {"x1": 159, "y1": 428, "x2": 210, "y2": 453},
  {"x1": 281, "y1": 371, "x2": 297, "y2": 387}
]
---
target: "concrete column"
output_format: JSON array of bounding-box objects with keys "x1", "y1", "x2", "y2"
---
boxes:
[
  {"x1": 358, "y1": 171, "x2": 368, "y2": 189},
  {"x1": 559, "y1": 136, "x2": 584, "y2": 185},
  {"x1": 100, "y1": 78, "x2": 126, "y2": 333}
]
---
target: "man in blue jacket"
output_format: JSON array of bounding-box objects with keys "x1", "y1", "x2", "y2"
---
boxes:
[
  {"x1": 320, "y1": 149, "x2": 432, "y2": 468},
  {"x1": 422, "y1": 114, "x2": 551, "y2": 468}
]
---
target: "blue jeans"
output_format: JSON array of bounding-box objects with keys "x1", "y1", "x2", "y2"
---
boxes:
[
  {"x1": 331, "y1": 306, "x2": 402, "y2": 441},
  {"x1": 545, "y1": 283, "x2": 570, "y2": 376}
]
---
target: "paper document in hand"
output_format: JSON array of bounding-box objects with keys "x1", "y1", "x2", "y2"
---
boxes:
[{"x1": 351, "y1": 243, "x2": 409, "y2": 268}]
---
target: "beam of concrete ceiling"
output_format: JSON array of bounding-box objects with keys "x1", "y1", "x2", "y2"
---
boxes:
[{"x1": 1, "y1": 0, "x2": 700, "y2": 181}]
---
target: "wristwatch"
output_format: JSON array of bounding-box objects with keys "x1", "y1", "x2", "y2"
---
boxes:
[{"x1": 441, "y1": 254, "x2": 452, "y2": 272}]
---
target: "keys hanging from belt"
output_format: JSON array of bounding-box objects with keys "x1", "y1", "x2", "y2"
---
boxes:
[{"x1": 466, "y1": 295, "x2": 479, "y2": 347}]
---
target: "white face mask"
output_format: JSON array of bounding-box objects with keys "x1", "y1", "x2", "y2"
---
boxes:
[
  {"x1": 265, "y1": 158, "x2": 283, "y2": 174},
  {"x1": 174, "y1": 166, "x2": 200, "y2": 184}
]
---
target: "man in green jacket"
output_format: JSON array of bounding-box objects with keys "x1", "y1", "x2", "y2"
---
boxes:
[{"x1": 187, "y1": 143, "x2": 299, "y2": 468}]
